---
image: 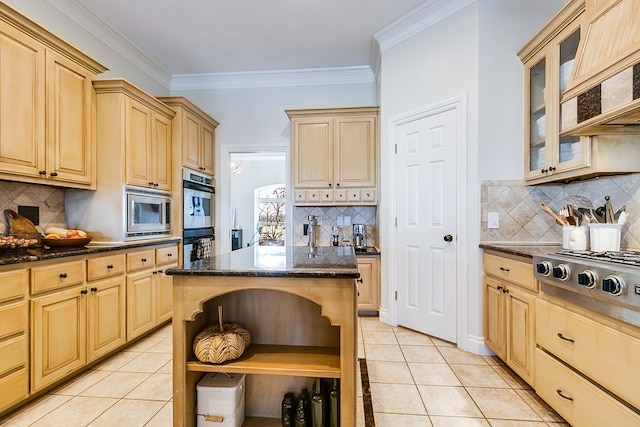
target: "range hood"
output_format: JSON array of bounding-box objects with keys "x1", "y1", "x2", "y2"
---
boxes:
[{"x1": 560, "y1": 0, "x2": 640, "y2": 135}]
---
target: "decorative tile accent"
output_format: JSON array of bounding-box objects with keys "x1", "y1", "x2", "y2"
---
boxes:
[
  {"x1": 0, "y1": 180, "x2": 67, "y2": 233},
  {"x1": 577, "y1": 84, "x2": 602, "y2": 123},
  {"x1": 634, "y1": 63, "x2": 640, "y2": 100},
  {"x1": 481, "y1": 174, "x2": 640, "y2": 249},
  {"x1": 293, "y1": 206, "x2": 377, "y2": 247}
]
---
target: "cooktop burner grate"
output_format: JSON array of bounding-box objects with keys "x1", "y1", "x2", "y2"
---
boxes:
[{"x1": 556, "y1": 250, "x2": 640, "y2": 266}]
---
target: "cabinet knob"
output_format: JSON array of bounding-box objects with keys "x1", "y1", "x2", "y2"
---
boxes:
[
  {"x1": 49, "y1": 171, "x2": 58, "y2": 177},
  {"x1": 59, "y1": 273, "x2": 68, "y2": 279},
  {"x1": 336, "y1": 183, "x2": 340, "y2": 187},
  {"x1": 38, "y1": 170, "x2": 46, "y2": 175}
]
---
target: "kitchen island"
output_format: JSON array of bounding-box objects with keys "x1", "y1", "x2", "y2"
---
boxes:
[{"x1": 166, "y1": 245, "x2": 360, "y2": 427}]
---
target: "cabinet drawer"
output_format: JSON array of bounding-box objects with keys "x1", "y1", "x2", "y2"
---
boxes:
[
  {"x1": 0, "y1": 368, "x2": 28, "y2": 412},
  {"x1": 320, "y1": 190, "x2": 334, "y2": 202},
  {"x1": 156, "y1": 246, "x2": 178, "y2": 266},
  {"x1": 294, "y1": 190, "x2": 306, "y2": 202},
  {"x1": 87, "y1": 254, "x2": 125, "y2": 281},
  {"x1": 361, "y1": 189, "x2": 376, "y2": 202},
  {"x1": 0, "y1": 301, "x2": 26, "y2": 339},
  {"x1": 127, "y1": 250, "x2": 155, "y2": 272},
  {"x1": 31, "y1": 260, "x2": 85, "y2": 294},
  {"x1": 0, "y1": 335, "x2": 26, "y2": 375},
  {"x1": 535, "y1": 349, "x2": 640, "y2": 426},
  {"x1": 483, "y1": 253, "x2": 537, "y2": 291},
  {"x1": 536, "y1": 299, "x2": 640, "y2": 409},
  {"x1": 0, "y1": 270, "x2": 27, "y2": 302}
]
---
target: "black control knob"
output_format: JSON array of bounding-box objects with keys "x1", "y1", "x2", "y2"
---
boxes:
[
  {"x1": 536, "y1": 261, "x2": 552, "y2": 276},
  {"x1": 602, "y1": 275, "x2": 625, "y2": 296},
  {"x1": 577, "y1": 270, "x2": 598, "y2": 289},
  {"x1": 552, "y1": 264, "x2": 570, "y2": 281}
]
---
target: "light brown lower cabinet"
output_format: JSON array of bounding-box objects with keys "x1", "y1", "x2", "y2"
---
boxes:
[
  {"x1": 483, "y1": 252, "x2": 537, "y2": 386},
  {"x1": 87, "y1": 276, "x2": 126, "y2": 362},
  {"x1": 0, "y1": 269, "x2": 29, "y2": 412},
  {"x1": 31, "y1": 285, "x2": 87, "y2": 392},
  {"x1": 356, "y1": 256, "x2": 379, "y2": 312}
]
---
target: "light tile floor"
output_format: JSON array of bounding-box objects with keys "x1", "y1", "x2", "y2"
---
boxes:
[{"x1": 0, "y1": 318, "x2": 569, "y2": 426}]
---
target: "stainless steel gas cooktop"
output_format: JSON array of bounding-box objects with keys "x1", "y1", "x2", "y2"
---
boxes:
[{"x1": 533, "y1": 251, "x2": 640, "y2": 327}]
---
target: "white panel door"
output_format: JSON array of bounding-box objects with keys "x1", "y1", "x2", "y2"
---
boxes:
[{"x1": 395, "y1": 107, "x2": 458, "y2": 342}]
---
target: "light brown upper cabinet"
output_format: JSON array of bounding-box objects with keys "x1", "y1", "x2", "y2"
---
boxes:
[
  {"x1": 0, "y1": 3, "x2": 106, "y2": 189},
  {"x1": 159, "y1": 96, "x2": 219, "y2": 178},
  {"x1": 287, "y1": 107, "x2": 378, "y2": 205},
  {"x1": 93, "y1": 79, "x2": 175, "y2": 192},
  {"x1": 519, "y1": 0, "x2": 640, "y2": 184}
]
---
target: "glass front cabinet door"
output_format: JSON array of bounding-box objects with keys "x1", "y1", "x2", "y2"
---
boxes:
[{"x1": 521, "y1": 8, "x2": 587, "y2": 184}]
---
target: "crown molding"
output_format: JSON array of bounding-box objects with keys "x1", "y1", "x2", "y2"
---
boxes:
[
  {"x1": 373, "y1": 0, "x2": 477, "y2": 53},
  {"x1": 170, "y1": 66, "x2": 376, "y2": 91},
  {"x1": 44, "y1": 0, "x2": 171, "y2": 90}
]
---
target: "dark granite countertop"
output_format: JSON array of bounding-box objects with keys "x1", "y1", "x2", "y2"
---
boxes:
[
  {"x1": 167, "y1": 245, "x2": 360, "y2": 278},
  {"x1": 0, "y1": 238, "x2": 181, "y2": 266},
  {"x1": 480, "y1": 243, "x2": 564, "y2": 259}
]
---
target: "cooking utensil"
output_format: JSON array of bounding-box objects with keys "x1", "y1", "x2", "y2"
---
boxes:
[
  {"x1": 604, "y1": 196, "x2": 615, "y2": 224},
  {"x1": 540, "y1": 203, "x2": 568, "y2": 225},
  {"x1": 594, "y1": 206, "x2": 606, "y2": 223},
  {"x1": 614, "y1": 205, "x2": 626, "y2": 221},
  {"x1": 564, "y1": 195, "x2": 593, "y2": 210}
]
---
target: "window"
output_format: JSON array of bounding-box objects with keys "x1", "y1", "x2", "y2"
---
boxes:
[{"x1": 255, "y1": 184, "x2": 286, "y2": 246}]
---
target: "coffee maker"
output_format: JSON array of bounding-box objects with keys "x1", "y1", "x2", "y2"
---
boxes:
[{"x1": 353, "y1": 224, "x2": 366, "y2": 250}]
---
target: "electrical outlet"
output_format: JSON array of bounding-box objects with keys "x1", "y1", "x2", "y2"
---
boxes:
[
  {"x1": 344, "y1": 216, "x2": 351, "y2": 226},
  {"x1": 316, "y1": 217, "x2": 322, "y2": 225},
  {"x1": 488, "y1": 212, "x2": 499, "y2": 229},
  {"x1": 336, "y1": 216, "x2": 343, "y2": 226}
]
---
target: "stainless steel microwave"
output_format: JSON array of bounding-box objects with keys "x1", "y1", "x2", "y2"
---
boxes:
[{"x1": 125, "y1": 186, "x2": 172, "y2": 239}]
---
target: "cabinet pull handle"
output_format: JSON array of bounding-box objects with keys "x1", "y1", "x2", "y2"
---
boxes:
[
  {"x1": 148, "y1": 182, "x2": 154, "y2": 186},
  {"x1": 107, "y1": 264, "x2": 114, "y2": 269},
  {"x1": 141, "y1": 258, "x2": 147, "y2": 262},
  {"x1": 168, "y1": 253, "x2": 173, "y2": 257},
  {"x1": 549, "y1": 166, "x2": 557, "y2": 172},
  {"x1": 541, "y1": 168, "x2": 548, "y2": 173},
  {"x1": 557, "y1": 333, "x2": 575, "y2": 343},
  {"x1": 157, "y1": 269, "x2": 163, "y2": 274},
  {"x1": 502, "y1": 288, "x2": 509, "y2": 294},
  {"x1": 356, "y1": 278, "x2": 363, "y2": 283},
  {"x1": 499, "y1": 267, "x2": 510, "y2": 272},
  {"x1": 49, "y1": 171, "x2": 58, "y2": 177},
  {"x1": 59, "y1": 273, "x2": 68, "y2": 279},
  {"x1": 556, "y1": 389, "x2": 574, "y2": 401},
  {"x1": 496, "y1": 285, "x2": 503, "y2": 290},
  {"x1": 91, "y1": 287, "x2": 98, "y2": 292},
  {"x1": 38, "y1": 170, "x2": 46, "y2": 175},
  {"x1": 80, "y1": 289, "x2": 88, "y2": 295}
]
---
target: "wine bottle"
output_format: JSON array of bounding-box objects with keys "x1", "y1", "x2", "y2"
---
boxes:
[
  {"x1": 295, "y1": 398, "x2": 307, "y2": 427},
  {"x1": 311, "y1": 378, "x2": 325, "y2": 427},
  {"x1": 282, "y1": 392, "x2": 296, "y2": 427},
  {"x1": 329, "y1": 378, "x2": 339, "y2": 427}
]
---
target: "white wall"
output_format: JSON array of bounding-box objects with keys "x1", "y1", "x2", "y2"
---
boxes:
[
  {"x1": 478, "y1": 0, "x2": 568, "y2": 180},
  {"x1": 378, "y1": 0, "x2": 565, "y2": 353}
]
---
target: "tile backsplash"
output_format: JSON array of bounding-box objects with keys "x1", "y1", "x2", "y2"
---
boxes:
[
  {"x1": 481, "y1": 174, "x2": 640, "y2": 249},
  {"x1": 293, "y1": 206, "x2": 377, "y2": 247},
  {"x1": 0, "y1": 180, "x2": 67, "y2": 233}
]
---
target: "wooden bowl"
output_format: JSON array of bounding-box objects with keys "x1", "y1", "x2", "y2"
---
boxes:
[{"x1": 41, "y1": 236, "x2": 92, "y2": 247}]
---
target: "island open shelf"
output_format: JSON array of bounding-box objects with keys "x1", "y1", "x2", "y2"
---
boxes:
[
  {"x1": 186, "y1": 344, "x2": 341, "y2": 377},
  {"x1": 168, "y1": 246, "x2": 359, "y2": 427}
]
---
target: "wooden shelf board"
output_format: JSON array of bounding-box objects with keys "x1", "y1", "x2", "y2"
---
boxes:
[{"x1": 186, "y1": 344, "x2": 341, "y2": 378}]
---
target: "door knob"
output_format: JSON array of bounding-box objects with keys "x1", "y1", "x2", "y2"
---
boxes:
[{"x1": 443, "y1": 234, "x2": 453, "y2": 242}]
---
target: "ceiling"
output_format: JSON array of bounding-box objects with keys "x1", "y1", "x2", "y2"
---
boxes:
[{"x1": 74, "y1": 0, "x2": 427, "y2": 76}]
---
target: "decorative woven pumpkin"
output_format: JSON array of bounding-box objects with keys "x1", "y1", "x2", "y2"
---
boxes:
[{"x1": 193, "y1": 306, "x2": 251, "y2": 364}]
